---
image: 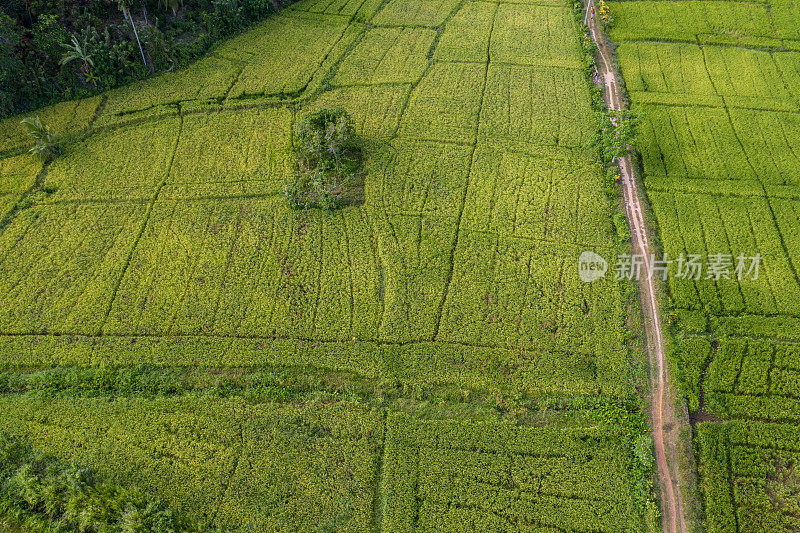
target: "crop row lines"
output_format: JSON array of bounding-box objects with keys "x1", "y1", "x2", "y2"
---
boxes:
[
  {"x1": 372, "y1": 410, "x2": 388, "y2": 533},
  {"x1": 211, "y1": 415, "x2": 244, "y2": 526},
  {"x1": 415, "y1": 496, "x2": 575, "y2": 533},
  {"x1": 416, "y1": 474, "x2": 623, "y2": 504},
  {"x1": 623, "y1": 37, "x2": 800, "y2": 54},
  {"x1": 0, "y1": 160, "x2": 50, "y2": 236},
  {"x1": 680, "y1": 327, "x2": 800, "y2": 346},
  {"x1": 0, "y1": 332, "x2": 597, "y2": 359},
  {"x1": 99, "y1": 113, "x2": 184, "y2": 334},
  {"x1": 432, "y1": 1, "x2": 499, "y2": 340},
  {"x1": 761, "y1": 190, "x2": 800, "y2": 291}
]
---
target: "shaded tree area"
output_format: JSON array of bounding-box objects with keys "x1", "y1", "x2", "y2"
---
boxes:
[{"x1": 0, "y1": 0, "x2": 292, "y2": 119}]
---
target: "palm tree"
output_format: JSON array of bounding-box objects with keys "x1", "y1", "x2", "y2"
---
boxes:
[
  {"x1": 116, "y1": 0, "x2": 147, "y2": 67},
  {"x1": 60, "y1": 35, "x2": 98, "y2": 86},
  {"x1": 20, "y1": 117, "x2": 61, "y2": 162}
]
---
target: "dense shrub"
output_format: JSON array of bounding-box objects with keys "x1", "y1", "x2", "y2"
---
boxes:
[
  {"x1": 0, "y1": 432, "x2": 202, "y2": 532},
  {"x1": 285, "y1": 108, "x2": 363, "y2": 210}
]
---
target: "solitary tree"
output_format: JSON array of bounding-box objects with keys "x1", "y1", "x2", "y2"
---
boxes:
[{"x1": 285, "y1": 108, "x2": 363, "y2": 210}]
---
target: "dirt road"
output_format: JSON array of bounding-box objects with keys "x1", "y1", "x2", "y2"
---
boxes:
[{"x1": 585, "y1": 9, "x2": 688, "y2": 533}]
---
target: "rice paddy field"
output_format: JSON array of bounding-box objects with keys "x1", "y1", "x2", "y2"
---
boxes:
[
  {"x1": 0, "y1": 0, "x2": 655, "y2": 530},
  {"x1": 608, "y1": 0, "x2": 800, "y2": 529}
]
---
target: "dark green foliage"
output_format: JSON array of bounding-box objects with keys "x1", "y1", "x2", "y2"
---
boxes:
[
  {"x1": 0, "y1": 10, "x2": 24, "y2": 117},
  {"x1": 295, "y1": 108, "x2": 359, "y2": 171},
  {"x1": 0, "y1": 432, "x2": 200, "y2": 532},
  {"x1": 0, "y1": 0, "x2": 297, "y2": 119},
  {"x1": 285, "y1": 108, "x2": 363, "y2": 210},
  {"x1": 0, "y1": 365, "x2": 302, "y2": 403}
]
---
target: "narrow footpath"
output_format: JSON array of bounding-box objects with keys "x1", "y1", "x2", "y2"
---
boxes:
[{"x1": 585, "y1": 8, "x2": 689, "y2": 533}]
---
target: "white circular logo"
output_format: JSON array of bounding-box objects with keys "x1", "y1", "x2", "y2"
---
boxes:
[{"x1": 578, "y1": 251, "x2": 608, "y2": 283}]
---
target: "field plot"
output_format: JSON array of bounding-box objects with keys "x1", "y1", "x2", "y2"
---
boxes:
[
  {"x1": 100, "y1": 55, "x2": 243, "y2": 118},
  {"x1": 698, "y1": 420, "x2": 800, "y2": 533},
  {"x1": 302, "y1": 84, "x2": 411, "y2": 140},
  {"x1": 637, "y1": 105, "x2": 800, "y2": 185},
  {"x1": 371, "y1": 0, "x2": 460, "y2": 27},
  {"x1": 0, "y1": 395, "x2": 383, "y2": 531},
  {"x1": 221, "y1": 12, "x2": 353, "y2": 98},
  {"x1": 382, "y1": 414, "x2": 643, "y2": 532},
  {"x1": 0, "y1": 155, "x2": 41, "y2": 219},
  {"x1": 433, "y1": 1, "x2": 496, "y2": 62},
  {"x1": 288, "y1": 0, "x2": 384, "y2": 19},
  {"x1": 167, "y1": 109, "x2": 292, "y2": 194},
  {"x1": 610, "y1": 0, "x2": 800, "y2": 528},
  {"x1": 397, "y1": 61, "x2": 486, "y2": 143},
  {"x1": 0, "y1": 97, "x2": 101, "y2": 154},
  {"x1": 44, "y1": 118, "x2": 181, "y2": 201},
  {"x1": 675, "y1": 336, "x2": 800, "y2": 533},
  {"x1": 0, "y1": 202, "x2": 148, "y2": 335},
  {"x1": 332, "y1": 27, "x2": 436, "y2": 86},
  {"x1": 103, "y1": 196, "x2": 389, "y2": 340},
  {"x1": 460, "y1": 146, "x2": 611, "y2": 244},
  {"x1": 479, "y1": 65, "x2": 595, "y2": 148},
  {"x1": 608, "y1": 1, "x2": 786, "y2": 44},
  {"x1": 646, "y1": 191, "x2": 800, "y2": 316},
  {"x1": 0, "y1": 0, "x2": 651, "y2": 527},
  {"x1": 490, "y1": 4, "x2": 583, "y2": 69}
]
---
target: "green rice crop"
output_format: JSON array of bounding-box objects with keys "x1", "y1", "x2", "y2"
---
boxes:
[
  {"x1": 332, "y1": 27, "x2": 437, "y2": 85},
  {"x1": 382, "y1": 413, "x2": 643, "y2": 532},
  {"x1": 371, "y1": 0, "x2": 460, "y2": 27},
  {"x1": 168, "y1": 109, "x2": 292, "y2": 192},
  {"x1": 301, "y1": 84, "x2": 411, "y2": 139},
  {"x1": 224, "y1": 13, "x2": 351, "y2": 98},
  {"x1": 0, "y1": 395, "x2": 383, "y2": 531},
  {"x1": 0, "y1": 0, "x2": 653, "y2": 525},
  {"x1": 609, "y1": 1, "x2": 776, "y2": 43},
  {"x1": 0, "y1": 155, "x2": 41, "y2": 218},
  {"x1": 480, "y1": 64, "x2": 595, "y2": 148},
  {"x1": 397, "y1": 61, "x2": 486, "y2": 143},
  {"x1": 612, "y1": 0, "x2": 800, "y2": 527},
  {"x1": 44, "y1": 119, "x2": 181, "y2": 201},
  {"x1": 0, "y1": 202, "x2": 148, "y2": 334},
  {"x1": 0, "y1": 97, "x2": 100, "y2": 154},
  {"x1": 490, "y1": 5, "x2": 583, "y2": 69},
  {"x1": 698, "y1": 420, "x2": 800, "y2": 532},
  {"x1": 432, "y1": 1, "x2": 497, "y2": 62},
  {"x1": 100, "y1": 55, "x2": 242, "y2": 118}
]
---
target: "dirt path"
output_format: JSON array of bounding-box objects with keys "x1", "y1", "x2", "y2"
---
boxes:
[{"x1": 585, "y1": 9, "x2": 688, "y2": 533}]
